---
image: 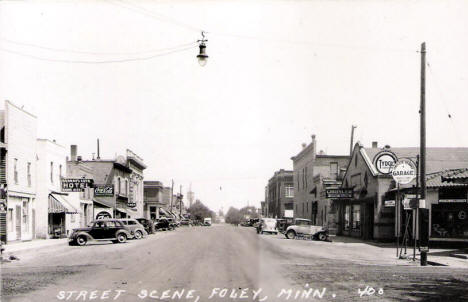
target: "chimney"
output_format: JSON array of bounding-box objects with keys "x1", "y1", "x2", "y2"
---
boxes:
[
  {"x1": 372, "y1": 141, "x2": 378, "y2": 148},
  {"x1": 301, "y1": 143, "x2": 307, "y2": 149},
  {"x1": 71, "y1": 145, "x2": 77, "y2": 161},
  {"x1": 97, "y1": 139, "x2": 101, "y2": 160}
]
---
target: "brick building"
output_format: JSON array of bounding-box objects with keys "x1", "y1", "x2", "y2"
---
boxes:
[
  {"x1": 266, "y1": 169, "x2": 294, "y2": 218},
  {"x1": 291, "y1": 134, "x2": 349, "y2": 223}
]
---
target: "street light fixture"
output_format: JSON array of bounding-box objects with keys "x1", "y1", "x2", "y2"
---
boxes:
[{"x1": 197, "y1": 31, "x2": 208, "y2": 66}]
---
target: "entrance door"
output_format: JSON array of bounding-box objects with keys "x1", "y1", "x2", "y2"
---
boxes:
[{"x1": 15, "y1": 205, "x2": 21, "y2": 240}]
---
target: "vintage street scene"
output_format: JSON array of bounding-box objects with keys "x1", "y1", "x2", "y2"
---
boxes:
[{"x1": 1, "y1": 1, "x2": 468, "y2": 301}]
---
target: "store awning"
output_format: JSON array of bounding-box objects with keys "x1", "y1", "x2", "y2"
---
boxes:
[
  {"x1": 93, "y1": 198, "x2": 114, "y2": 208},
  {"x1": 48, "y1": 194, "x2": 79, "y2": 214}
]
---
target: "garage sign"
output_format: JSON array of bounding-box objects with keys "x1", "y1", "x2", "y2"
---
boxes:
[{"x1": 392, "y1": 159, "x2": 417, "y2": 185}]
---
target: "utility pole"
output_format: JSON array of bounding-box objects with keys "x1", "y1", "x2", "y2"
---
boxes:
[
  {"x1": 350, "y1": 125, "x2": 357, "y2": 155},
  {"x1": 170, "y1": 179, "x2": 174, "y2": 213},
  {"x1": 179, "y1": 185, "x2": 182, "y2": 217},
  {"x1": 419, "y1": 42, "x2": 429, "y2": 266}
]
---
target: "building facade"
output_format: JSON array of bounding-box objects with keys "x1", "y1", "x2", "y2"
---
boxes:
[
  {"x1": 36, "y1": 139, "x2": 81, "y2": 239},
  {"x1": 3, "y1": 101, "x2": 37, "y2": 242},
  {"x1": 266, "y1": 169, "x2": 294, "y2": 218},
  {"x1": 126, "y1": 149, "x2": 146, "y2": 218},
  {"x1": 291, "y1": 135, "x2": 349, "y2": 224},
  {"x1": 143, "y1": 181, "x2": 165, "y2": 220},
  {"x1": 335, "y1": 142, "x2": 468, "y2": 241}
]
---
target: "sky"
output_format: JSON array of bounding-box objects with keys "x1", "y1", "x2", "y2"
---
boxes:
[{"x1": 1, "y1": 0, "x2": 468, "y2": 213}]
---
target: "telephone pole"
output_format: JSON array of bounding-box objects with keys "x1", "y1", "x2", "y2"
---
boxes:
[
  {"x1": 170, "y1": 179, "x2": 174, "y2": 213},
  {"x1": 419, "y1": 42, "x2": 429, "y2": 266}
]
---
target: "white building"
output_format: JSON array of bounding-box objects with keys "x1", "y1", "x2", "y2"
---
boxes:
[
  {"x1": 2, "y1": 101, "x2": 37, "y2": 242},
  {"x1": 36, "y1": 139, "x2": 82, "y2": 239}
]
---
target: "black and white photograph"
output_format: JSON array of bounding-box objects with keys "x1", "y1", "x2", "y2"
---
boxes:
[{"x1": 1, "y1": 0, "x2": 468, "y2": 301}]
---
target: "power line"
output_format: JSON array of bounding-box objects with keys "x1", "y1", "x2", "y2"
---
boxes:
[
  {"x1": 0, "y1": 37, "x2": 198, "y2": 56},
  {"x1": 106, "y1": 0, "x2": 203, "y2": 33},
  {"x1": 0, "y1": 44, "x2": 197, "y2": 64}
]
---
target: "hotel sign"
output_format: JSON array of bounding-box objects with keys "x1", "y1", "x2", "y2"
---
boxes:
[
  {"x1": 94, "y1": 184, "x2": 114, "y2": 197},
  {"x1": 61, "y1": 178, "x2": 93, "y2": 192},
  {"x1": 326, "y1": 188, "x2": 353, "y2": 199}
]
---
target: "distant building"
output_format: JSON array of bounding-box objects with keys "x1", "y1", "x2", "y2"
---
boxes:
[
  {"x1": 126, "y1": 149, "x2": 146, "y2": 218},
  {"x1": 291, "y1": 135, "x2": 349, "y2": 223},
  {"x1": 266, "y1": 169, "x2": 294, "y2": 218},
  {"x1": 143, "y1": 181, "x2": 164, "y2": 220},
  {"x1": 67, "y1": 145, "x2": 134, "y2": 220}
]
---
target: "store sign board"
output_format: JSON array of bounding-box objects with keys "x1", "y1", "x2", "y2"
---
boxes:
[
  {"x1": 392, "y1": 160, "x2": 417, "y2": 184},
  {"x1": 326, "y1": 188, "x2": 353, "y2": 199},
  {"x1": 96, "y1": 211, "x2": 112, "y2": 220},
  {"x1": 284, "y1": 210, "x2": 294, "y2": 218},
  {"x1": 384, "y1": 200, "x2": 395, "y2": 207},
  {"x1": 127, "y1": 202, "x2": 136, "y2": 208},
  {"x1": 439, "y1": 199, "x2": 467, "y2": 203},
  {"x1": 61, "y1": 178, "x2": 93, "y2": 192},
  {"x1": 94, "y1": 184, "x2": 114, "y2": 197},
  {"x1": 373, "y1": 150, "x2": 397, "y2": 174}
]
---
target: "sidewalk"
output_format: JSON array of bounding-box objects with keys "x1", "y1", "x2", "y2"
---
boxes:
[
  {"x1": 1, "y1": 238, "x2": 68, "y2": 255},
  {"x1": 330, "y1": 235, "x2": 468, "y2": 268}
]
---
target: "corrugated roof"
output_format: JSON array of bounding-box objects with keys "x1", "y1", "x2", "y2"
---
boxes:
[
  {"x1": 442, "y1": 169, "x2": 468, "y2": 180},
  {"x1": 364, "y1": 147, "x2": 468, "y2": 174},
  {"x1": 427, "y1": 169, "x2": 468, "y2": 188}
]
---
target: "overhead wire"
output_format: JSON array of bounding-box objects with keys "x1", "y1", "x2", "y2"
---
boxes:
[
  {"x1": 0, "y1": 43, "x2": 197, "y2": 64},
  {"x1": 0, "y1": 37, "x2": 198, "y2": 56},
  {"x1": 426, "y1": 59, "x2": 466, "y2": 146}
]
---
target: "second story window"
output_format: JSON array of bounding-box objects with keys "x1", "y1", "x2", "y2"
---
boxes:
[
  {"x1": 27, "y1": 162, "x2": 31, "y2": 187},
  {"x1": 50, "y1": 162, "x2": 54, "y2": 184},
  {"x1": 285, "y1": 185, "x2": 294, "y2": 198},
  {"x1": 330, "y1": 162, "x2": 338, "y2": 179},
  {"x1": 14, "y1": 158, "x2": 18, "y2": 184},
  {"x1": 117, "y1": 177, "x2": 121, "y2": 195}
]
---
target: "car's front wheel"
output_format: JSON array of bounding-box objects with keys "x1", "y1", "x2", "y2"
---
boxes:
[
  {"x1": 116, "y1": 233, "x2": 127, "y2": 243},
  {"x1": 134, "y1": 230, "x2": 143, "y2": 240},
  {"x1": 286, "y1": 230, "x2": 296, "y2": 239},
  {"x1": 76, "y1": 235, "x2": 87, "y2": 246},
  {"x1": 317, "y1": 232, "x2": 328, "y2": 241}
]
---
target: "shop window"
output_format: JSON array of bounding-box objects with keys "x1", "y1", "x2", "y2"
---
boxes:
[
  {"x1": 344, "y1": 205, "x2": 351, "y2": 230},
  {"x1": 352, "y1": 205, "x2": 361, "y2": 230}
]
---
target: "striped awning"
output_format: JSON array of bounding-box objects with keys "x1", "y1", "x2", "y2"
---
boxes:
[{"x1": 48, "y1": 194, "x2": 79, "y2": 214}]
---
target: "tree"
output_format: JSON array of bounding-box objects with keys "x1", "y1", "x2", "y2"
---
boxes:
[
  {"x1": 187, "y1": 200, "x2": 214, "y2": 222},
  {"x1": 225, "y1": 207, "x2": 242, "y2": 225},
  {"x1": 239, "y1": 206, "x2": 259, "y2": 219}
]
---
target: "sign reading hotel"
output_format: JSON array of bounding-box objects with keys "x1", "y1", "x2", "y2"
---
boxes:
[
  {"x1": 94, "y1": 184, "x2": 114, "y2": 197},
  {"x1": 392, "y1": 159, "x2": 416, "y2": 185},
  {"x1": 373, "y1": 150, "x2": 397, "y2": 174},
  {"x1": 61, "y1": 178, "x2": 93, "y2": 192},
  {"x1": 326, "y1": 188, "x2": 353, "y2": 199}
]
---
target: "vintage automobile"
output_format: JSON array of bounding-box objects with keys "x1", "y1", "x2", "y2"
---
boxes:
[
  {"x1": 118, "y1": 218, "x2": 148, "y2": 239},
  {"x1": 284, "y1": 218, "x2": 328, "y2": 241},
  {"x1": 154, "y1": 218, "x2": 174, "y2": 231},
  {"x1": 68, "y1": 219, "x2": 132, "y2": 246},
  {"x1": 257, "y1": 218, "x2": 278, "y2": 235},
  {"x1": 180, "y1": 219, "x2": 192, "y2": 226},
  {"x1": 136, "y1": 218, "x2": 155, "y2": 234}
]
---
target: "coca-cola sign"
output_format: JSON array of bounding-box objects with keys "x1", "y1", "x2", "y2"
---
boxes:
[{"x1": 94, "y1": 184, "x2": 114, "y2": 197}]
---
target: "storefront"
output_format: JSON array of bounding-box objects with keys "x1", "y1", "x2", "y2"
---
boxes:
[
  {"x1": 48, "y1": 193, "x2": 78, "y2": 238},
  {"x1": 337, "y1": 197, "x2": 375, "y2": 239},
  {"x1": 431, "y1": 187, "x2": 468, "y2": 239}
]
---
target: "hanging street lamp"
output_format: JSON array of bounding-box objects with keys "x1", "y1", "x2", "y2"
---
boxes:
[{"x1": 197, "y1": 31, "x2": 208, "y2": 66}]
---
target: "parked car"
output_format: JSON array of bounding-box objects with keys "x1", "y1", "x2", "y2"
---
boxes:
[
  {"x1": 167, "y1": 217, "x2": 179, "y2": 228},
  {"x1": 257, "y1": 218, "x2": 278, "y2": 235},
  {"x1": 284, "y1": 218, "x2": 328, "y2": 241},
  {"x1": 136, "y1": 218, "x2": 155, "y2": 234},
  {"x1": 118, "y1": 218, "x2": 147, "y2": 239},
  {"x1": 203, "y1": 217, "x2": 212, "y2": 226},
  {"x1": 180, "y1": 219, "x2": 192, "y2": 226},
  {"x1": 276, "y1": 218, "x2": 294, "y2": 233},
  {"x1": 154, "y1": 218, "x2": 173, "y2": 231},
  {"x1": 249, "y1": 218, "x2": 260, "y2": 227},
  {"x1": 68, "y1": 219, "x2": 132, "y2": 246}
]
